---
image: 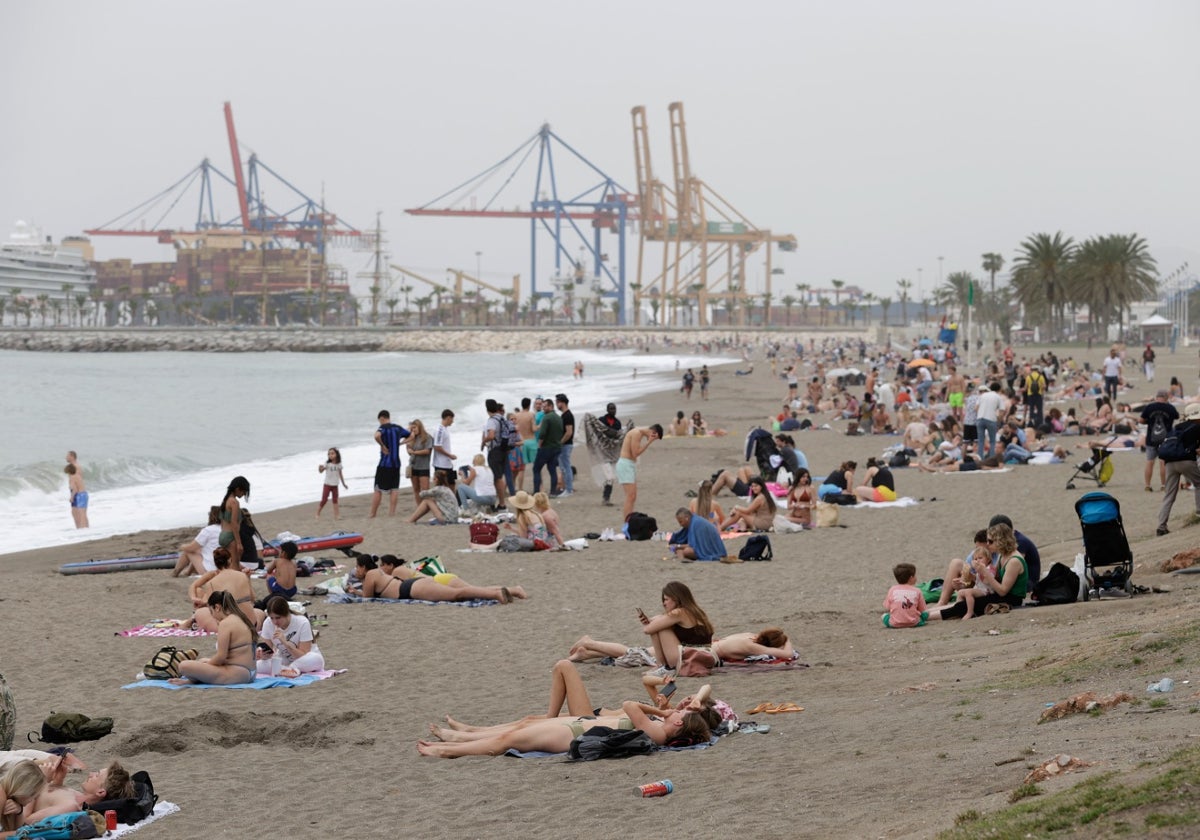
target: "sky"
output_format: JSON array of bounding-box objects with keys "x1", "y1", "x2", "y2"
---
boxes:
[{"x1": 2, "y1": 0, "x2": 1197, "y2": 305}]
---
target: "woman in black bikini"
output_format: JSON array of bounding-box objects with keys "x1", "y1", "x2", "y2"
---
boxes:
[
  {"x1": 355, "y1": 555, "x2": 527, "y2": 604},
  {"x1": 170, "y1": 591, "x2": 258, "y2": 686}
]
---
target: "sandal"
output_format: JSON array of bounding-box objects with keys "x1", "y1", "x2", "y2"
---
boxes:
[
  {"x1": 765, "y1": 702, "x2": 805, "y2": 714},
  {"x1": 744, "y1": 702, "x2": 778, "y2": 715},
  {"x1": 984, "y1": 603, "x2": 1011, "y2": 615}
]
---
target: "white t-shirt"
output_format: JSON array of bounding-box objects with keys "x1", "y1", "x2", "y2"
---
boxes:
[
  {"x1": 474, "y1": 465, "x2": 496, "y2": 498},
  {"x1": 1102, "y1": 356, "x2": 1122, "y2": 378},
  {"x1": 322, "y1": 462, "x2": 343, "y2": 487},
  {"x1": 876, "y1": 383, "x2": 895, "y2": 409},
  {"x1": 976, "y1": 390, "x2": 1004, "y2": 422},
  {"x1": 195, "y1": 524, "x2": 222, "y2": 572},
  {"x1": 261, "y1": 614, "x2": 319, "y2": 665},
  {"x1": 432, "y1": 424, "x2": 454, "y2": 470}
]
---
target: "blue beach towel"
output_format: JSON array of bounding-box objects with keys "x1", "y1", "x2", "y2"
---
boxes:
[{"x1": 123, "y1": 670, "x2": 344, "y2": 690}]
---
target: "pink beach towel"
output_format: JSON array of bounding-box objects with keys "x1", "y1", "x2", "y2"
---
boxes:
[{"x1": 117, "y1": 623, "x2": 214, "y2": 638}]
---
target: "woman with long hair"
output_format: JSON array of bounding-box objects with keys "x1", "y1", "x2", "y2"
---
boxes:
[
  {"x1": 784, "y1": 469, "x2": 814, "y2": 527},
  {"x1": 406, "y1": 419, "x2": 434, "y2": 508},
  {"x1": 689, "y1": 479, "x2": 725, "y2": 526},
  {"x1": 218, "y1": 476, "x2": 250, "y2": 567},
  {"x1": 932, "y1": 523, "x2": 1028, "y2": 619},
  {"x1": 355, "y1": 554, "x2": 526, "y2": 604},
  {"x1": 170, "y1": 591, "x2": 258, "y2": 686},
  {"x1": 407, "y1": 470, "x2": 459, "y2": 524},
  {"x1": 1, "y1": 760, "x2": 46, "y2": 833},
  {"x1": 719, "y1": 477, "x2": 777, "y2": 531},
  {"x1": 186, "y1": 547, "x2": 261, "y2": 631}
]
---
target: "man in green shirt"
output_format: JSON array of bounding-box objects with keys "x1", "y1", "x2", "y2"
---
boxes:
[{"x1": 533, "y1": 402, "x2": 564, "y2": 495}]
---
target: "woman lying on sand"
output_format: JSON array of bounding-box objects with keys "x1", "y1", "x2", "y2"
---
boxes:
[
  {"x1": 567, "y1": 580, "x2": 713, "y2": 672},
  {"x1": 169, "y1": 591, "x2": 258, "y2": 686},
  {"x1": 418, "y1": 675, "x2": 714, "y2": 758},
  {"x1": 355, "y1": 554, "x2": 526, "y2": 604}
]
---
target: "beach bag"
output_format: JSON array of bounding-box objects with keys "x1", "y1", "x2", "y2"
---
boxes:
[
  {"x1": 1157, "y1": 421, "x2": 1199, "y2": 463},
  {"x1": 142, "y1": 646, "x2": 199, "y2": 680},
  {"x1": 916, "y1": 578, "x2": 944, "y2": 604},
  {"x1": 830, "y1": 492, "x2": 858, "y2": 506},
  {"x1": 240, "y1": 510, "x2": 262, "y2": 568},
  {"x1": 815, "y1": 501, "x2": 840, "y2": 528},
  {"x1": 888, "y1": 451, "x2": 910, "y2": 468},
  {"x1": 31, "y1": 713, "x2": 114, "y2": 745},
  {"x1": 625, "y1": 512, "x2": 657, "y2": 541},
  {"x1": 567, "y1": 726, "x2": 655, "y2": 761},
  {"x1": 499, "y1": 416, "x2": 523, "y2": 449},
  {"x1": 738, "y1": 535, "x2": 773, "y2": 561},
  {"x1": 412, "y1": 556, "x2": 446, "y2": 576},
  {"x1": 678, "y1": 647, "x2": 719, "y2": 677},
  {"x1": 89, "y1": 770, "x2": 157, "y2": 826},
  {"x1": 1031, "y1": 562, "x2": 1079, "y2": 606},
  {"x1": 0, "y1": 671, "x2": 14, "y2": 750},
  {"x1": 12, "y1": 811, "x2": 105, "y2": 839},
  {"x1": 469, "y1": 522, "x2": 499, "y2": 545}
]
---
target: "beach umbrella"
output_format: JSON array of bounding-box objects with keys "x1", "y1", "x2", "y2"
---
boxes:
[{"x1": 908, "y1": 357, "x2": 936, "y2": 368}]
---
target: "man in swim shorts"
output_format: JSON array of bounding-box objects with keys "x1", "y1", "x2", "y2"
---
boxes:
[
  {"x1": 617, "y1": 424, "x2": 663, "y2": 520},
  {"x1": 945, "y1": 366, "x2": 966, "y2": 421},
  {"x1": 65, "y1": 451, "x2": 88, "y2": 528},
  {"x1": 371, "y1": 410, "x2": 410, "y2": 518}
]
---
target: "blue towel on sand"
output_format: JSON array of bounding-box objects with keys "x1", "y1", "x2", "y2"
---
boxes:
[
  {"x1": 682, "y1": 514, "x2": 725, "y2": 561},
  {"x1": 123, "y1": 673, "x2": 329, "y2": 690},
  {"x1": 325, "y1": 593, "x2": 498, "y2": 606}
]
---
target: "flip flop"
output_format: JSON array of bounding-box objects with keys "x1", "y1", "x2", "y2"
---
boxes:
[
  {"x1": 765, "y1": 703, "x2": 805, "y2": 714},
  {"x1": 984, "y1": 603, "x2": 1011, "y2": 615},
  {"x1": 738, "y1": 722, "x2": 771, "y2": 734},
  {"x1": 744, "y1": 702, "x2": 778, "y2": 715}
]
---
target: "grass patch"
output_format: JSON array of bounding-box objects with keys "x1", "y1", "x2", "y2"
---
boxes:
[
  {"x1": 937, "y1": 744, "x2": 1200, "y2": 839},
  {"x1": 1009, "y1": 783, "x2": 1041, "y2": 803}
]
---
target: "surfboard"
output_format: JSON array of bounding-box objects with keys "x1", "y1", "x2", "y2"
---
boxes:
[{"x1": 58, "y1": 532, "x2": 364, "y2": 575}]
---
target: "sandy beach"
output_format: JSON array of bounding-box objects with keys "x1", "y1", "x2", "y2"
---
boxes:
[{"x1": 3, "y1": 340, "x2": 1199, "y2": 839}]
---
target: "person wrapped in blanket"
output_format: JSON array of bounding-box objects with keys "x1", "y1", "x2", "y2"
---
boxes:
[{"x1": 418, "y1": 661, "x2": 717, "y2": 758}]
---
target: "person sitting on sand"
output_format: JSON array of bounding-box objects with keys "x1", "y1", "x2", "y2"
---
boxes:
[
  {"x1": 854, "y1": 457, "x2": 897, "y2": 502},
  {"x1": 172, "y1": 506, "x2": 223, "y2": 577},
  {"x1": 257, "y1": 596, "x2": 324, "y2": 676},
  {"x1": 13, "y1": 759, "x2": 135, "y2": 828},
  {"x1": 668, "y1": 411, "x2": 689, "y2": 437},
  {"x1": 669, "y1": 508, "x2": 725, "y2": 562},
  {"x1": 169, "y1": 591, "x2": 258, "y2": 686},
  {"x1": 355, "y1": 554, "x2": 525, "y2": 604},
  {"x1": 882, "y1": 562, "x2": 938, "y2": 628},
  {"x1": 261, "y1": 540, "x2": 299, "y2": 603},
  {"x1": 818, "y1": 460, "x2": 857, "y2": 500},
  {"x1": 931, "y1": 522, "x2": 1028, "y2": 619},
  {"x1": 187, "y1": 547, "x2": 262, "y2": 632},
  {"x1": 567, "y1": 581, "x2": 714, "y2": 673},
  {"x1": 408, "y1": 470, "x2": 460, "y2": 524},
  {"x1": 943, "y1": 530, "x2": 993, "y2": 620},
  {"x1": 784, "y1": 468, "x2": 815, "y2": 528},
  {"x1": 689, "y1": 479, "x2": 726, "y2": 526},
  {"x1": 719, "y1": 476, "x2": 777, "y2": 531},
  {"x1": 503, "y1": 490, "x2": 548, "y2": 544},
  {"x1": 533, "y1": 492, "x2": 565, "y2": 548},
  {"x1": 456, "y1": 454, "x2": 498, "y2": 511}
]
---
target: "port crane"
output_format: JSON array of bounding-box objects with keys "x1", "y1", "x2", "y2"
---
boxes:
[{"x1": 389, "y1": 265, "x2": 521, "y2": 326}]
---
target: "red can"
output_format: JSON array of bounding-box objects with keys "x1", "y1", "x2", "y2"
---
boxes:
[
  {"x1": 636, "y1": 779, "x2": 674, "y2": 797},
  {"x1": 105, "y1": 810, "x2": 118, "y2": 831}
]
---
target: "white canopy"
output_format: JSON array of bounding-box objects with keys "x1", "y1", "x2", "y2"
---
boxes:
[{"x1": 1140, "y1": 313, "x2": 1172, "y2": 326}]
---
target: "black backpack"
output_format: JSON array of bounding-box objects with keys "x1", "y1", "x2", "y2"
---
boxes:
[
  {"x1": 30, "y1": 712, "x2": 113, "y2": 744},
  {"x1": 738, "y1": 534, "x2": 773, "y2": 561},
  {"x1": 1146, "y1": 410, "x2": 1171, "y2": 448},
  {"x1": 1031, "y1": 562, "x2": 1079, "y2": 606},
  {"x1": 626, "y1": 512, "x2": 657, "y2": 541},
  {"x1": 89, "y1": 770, "x2": 157, "y2": 825},
  {"x1": 568, "y1": 725, "x2": 655, "y2": 761},
  {"x1": 1157, "y1": 420, "x2": 1199, "y2": 463}
]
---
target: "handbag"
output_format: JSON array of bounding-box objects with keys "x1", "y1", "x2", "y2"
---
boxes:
[
  {"x1": 815, "y1": 501, "x2": 840, "y2": 528},
  {"x1": 469, "y1": 522, "x2": 499, "y2": 545}
]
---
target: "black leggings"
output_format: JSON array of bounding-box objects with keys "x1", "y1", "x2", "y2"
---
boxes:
[{"x1": 939, "y1": 591, "x2": 1022, "y2": 619}]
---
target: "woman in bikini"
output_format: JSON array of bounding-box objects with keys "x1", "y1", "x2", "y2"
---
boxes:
[
  {"x1": 355, "y1": 555, "x2": 527, "y2": 604},
  {"x1": 784, "y1": 469, "x2": 815, "y2": 527},
  {"x1": 567, "y1": 581, "x2": 714, "y2": 672},
  {"x1": 217, "y1": 476, "x2": 250, "y2": 567},
  {"x1": 186, "y1": 547, "x2": 262, "y2": 631},
  {"x1": 417, "y1": 692, "x2": 713, "y2": 758},
  {"x1": 719, "y1": 476, "x2": 777, "y2": 532},
  {"x1": 169, "y1": 591, "x2": 258, "y2": 686},
  {"x1": 688, "y1": 479, "x2": 726, "y2": 527}
]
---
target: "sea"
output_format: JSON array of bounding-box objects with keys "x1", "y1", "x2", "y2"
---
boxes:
[{"x1": 0, "y1": 346, "x2": 729, "y2": 557}]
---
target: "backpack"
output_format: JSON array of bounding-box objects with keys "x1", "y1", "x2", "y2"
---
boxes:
[
  {"x1": 142, "y1": 646, "x2": 199, "y2": 680},
  {"x1": 12, "y1": 811, "x2": 105, "y2": 839},
  {"x1": 1157, "y1": 421, "x2": 1199, "y2": 463},
  {"x1": 1026, "y1": 372, "x2": 1044, "y2": 396},
  {"x1": 240, "y1": 510, "x2": 262, "y2": 568},
  {"x1": 1, "y1": 671, "x2": 14, "y2": 750},
  {"x1": 1031, "y1": 562, "x2": 1080, "y2": 606},
  {"x1": 1146, "y1": 410, "x2": 1171, "y2": 448},
  {"x1": 888, "y1": 451, "x2": 911, "y2": 468},
  {"x1": 567, "y1": 725, "x2": 655, "y2": 761},
  {"x1": 738, "y1": 534, "x2": 773, "y2": 561},
  {"x1": 499, "y1": 416, "x2": 523, "y2": 449},
  {"x1": 90, "y1": 770, "x2": 157, "y2": 825},
  {"x1": 30, "y1": 713, "x2": 113, "y2": 745},
  {"x1": 625, "y1": 512, "x2": 657, "y2": 541}
]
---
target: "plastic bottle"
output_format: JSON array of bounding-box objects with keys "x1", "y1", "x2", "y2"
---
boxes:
[
  {"x1": 271, "y1": 648, "x2": 282, "y2": 677},
  {"x1": 1147, "y1": 677, "x2": 1174, "y2": 693},
  {"x1": 636, "y1": 779, "x2": 674, "y2": 797}
]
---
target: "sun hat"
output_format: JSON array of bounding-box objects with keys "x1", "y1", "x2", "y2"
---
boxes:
[
  {"x1": 510, "y1": 491, "x2": 536, "y2": 510},
  {"x1": 1184, "y1": 403, "x2": 1200, "y2": 420}
]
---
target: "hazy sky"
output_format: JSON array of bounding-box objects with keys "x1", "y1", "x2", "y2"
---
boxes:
[{"x1": 2, "y1": 0, "x2": 1196, "y2": 303}]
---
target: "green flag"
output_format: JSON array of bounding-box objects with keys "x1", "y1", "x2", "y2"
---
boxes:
[{"x1": 967, "y1": 280, "x2": 974, "y2": 307}]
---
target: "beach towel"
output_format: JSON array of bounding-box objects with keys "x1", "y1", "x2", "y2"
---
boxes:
[
  {"x1": 123, "y1": 669, "x2": 345, "y2": 690},
  {"x1": 945, "y1": 467, "x2": 1013, "y2": 475},
  {"x1": 722, "y1": 656, "x2": 810, "y2": 674},
  {"x1": 853, "y1": 497, "x2": 920, "y2": 509},
  {"x1": 109, "y1": 801, "x2": 180, "y2": 838},
  {"x1": 582, "y1": 412, "x2": 625, "y2": 487},
  {"x1": 325, "y1": 593, "x2": 500, "y2": 607},
  {"x1": 117, "y1": 623, "x2": 214, "y2": 638},
  {"x1": 504, "y1": 735, "x2": 719, "y2": 759},
  {"x1": 680, "y1": 514, "x2": 725, "y2": 561}
]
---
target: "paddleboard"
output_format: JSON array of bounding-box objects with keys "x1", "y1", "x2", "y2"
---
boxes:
[{"x1": 59, "y1": 532, "x2": 364, "y2": 575}]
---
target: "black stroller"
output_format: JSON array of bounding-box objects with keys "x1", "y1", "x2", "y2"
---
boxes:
[
  {"x1": 1064, "y1": 436, "x2": 1117, "y2": 490},
  {"x1": 1073, "y1": 491, "x2": 1133, "y2": 600}
]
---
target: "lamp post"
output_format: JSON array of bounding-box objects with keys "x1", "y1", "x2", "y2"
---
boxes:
[
  {"x1": 475, "y1": 250, "x2": 482, "y2": 281},
  {"x1": 916, "y1": 268, "x2": 923, "y2": 324}
]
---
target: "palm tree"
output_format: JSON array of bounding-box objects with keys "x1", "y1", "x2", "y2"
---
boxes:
[
  {"x1": 842, "y1": 299, "x2": 856, "y2": 325},
  {"x1": 226, "y1": 277, "x2": 240, "y2": 323},
  {"x1": 8, "y1": 288, "x2": 22, "y2": 326},
  {"x1": 761, "y1": 292, "x2": 773, "y2": 327},
  {"x1": 629, "y1": 282, "x2": 643, "y2": 327},
  {"x1": 981, "y1": 252, "x2": 1005, "y2": 296},
  {"x1": 831, "y1": 279, "x2": 845, "y2": 307},
  {"x1": 1071, "y1": 234, "x2": 1157, "y2": 341},
  {"x1": 61, "y1": 283, "x2": 75, "y2": 325},
  {"x1": 1011, "y1": 232, "x2": 1075, "y2": 338},
  {"x1": 795, "y1": 282, "x2": 811, "y2": 324},
  {"x1": 861, "y1": 292, "x2": 876, "y2": 326},
  {"x1": 879, "y1": 296, "x2": 892, "y2": 327},
  {"x1": 36, "y1": 294, "x2": 50, "y2": 326},
  {"x1": 896, "y1": 279, "x2": 912, "y2": 325},
  {"x1": 385, "y1": 296, "x2": 399, "y2": 324},
  {"x1": 414, "y1": 295, "x2": 432, "y2": 326},
  {"x1": 817, "y1": 296, "x2": 832, "y2": 327},
  {"x1": 780, "y1": 294, "x2": 797, "y2": 326},
  {"x1": 942, "y1": 271, "x2": 976, "y2": 321}
]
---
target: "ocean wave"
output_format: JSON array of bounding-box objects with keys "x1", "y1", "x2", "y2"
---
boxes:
[{"x1": 0, "y1": 454, "x2": 203, "y2": 499}]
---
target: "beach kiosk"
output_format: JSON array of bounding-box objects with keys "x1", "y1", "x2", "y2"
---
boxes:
[{"x1": 1139, "y1": 313, "x2": 1173, "y2": 350}]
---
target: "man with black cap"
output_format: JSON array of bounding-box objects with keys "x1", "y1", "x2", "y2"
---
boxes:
[{"x1": 554, "y1": 393, "x2": 575, "y2": 498}]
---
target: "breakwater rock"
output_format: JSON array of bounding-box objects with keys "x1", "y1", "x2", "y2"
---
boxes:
[{"x1": 0, "y1": 327, "x2": 860, "y2": 354}]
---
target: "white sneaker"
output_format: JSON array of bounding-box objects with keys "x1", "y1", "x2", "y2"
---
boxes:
[{"x1": 647, "y1": 665, "x2": 676, "y2": 678}]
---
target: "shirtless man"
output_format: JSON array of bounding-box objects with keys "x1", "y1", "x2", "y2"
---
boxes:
[
  {"x1": 513, "y1": 398, "x2": 538, "y2": 491},
  {"x1": 945, "y1": 366, "x2": 966, "y2": 422},
  {"x1": 65, "y1": 451, "x2": 88, "y2": 528},
  {"x1": 24, "y1": 762, "x2": 134, "y2": 824},
  {"x1": 616, "y1": 424, "x2": 663, "y2": 520}
]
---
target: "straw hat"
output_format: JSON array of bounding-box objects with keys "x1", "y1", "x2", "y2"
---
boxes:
[
  {"x1": 510, "y1": 491, "x2": 536, "y2": 510},
  {"x1": 1184, "y1": 402, "x2": 1200, "y2": 421}
]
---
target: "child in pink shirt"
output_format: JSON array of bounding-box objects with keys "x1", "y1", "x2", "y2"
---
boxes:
[{"x1": 882, "y1": 562, "x2": 934, "y2": 627}]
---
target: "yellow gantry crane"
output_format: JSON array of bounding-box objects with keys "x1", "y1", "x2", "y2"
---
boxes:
[
  {"x1": 390, "y1": 264, "x2": 520, "y2": 325},
  {"x1": 630, "y1": 101, "x2": 796, "y2": 326}
]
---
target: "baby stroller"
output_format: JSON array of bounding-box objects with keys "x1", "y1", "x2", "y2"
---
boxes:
[
  {"x1": 744, "y1": 427, "x2": 780, "y2": 478},
  {"x1": 1073, "y1": 491, "x2": 1133, "y2": 600},
  {"x1": 1064, "y1": 436, "x2": 1116, "y2": 490}
]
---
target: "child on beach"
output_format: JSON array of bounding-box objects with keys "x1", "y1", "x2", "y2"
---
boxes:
[
  {"x1": 316, "y1": 447, "x2": 349, "y2": 519},
  {"x1": 262, "y1": 541, "x2": 299, "y2": 604},
  {"x1": 948, "y1": 530, "x2": 993, "y2": 620},
  {"x1": 882, "y1": 562, "x2": 935, "y2": 627}
]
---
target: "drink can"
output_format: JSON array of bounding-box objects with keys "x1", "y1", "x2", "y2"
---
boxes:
[
  {"x1": 636, "y1": 779, "x2": 674, "y2": 797},
  {"x1": 105, "y1": 810, "x2": 118, "y2": 831}
]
